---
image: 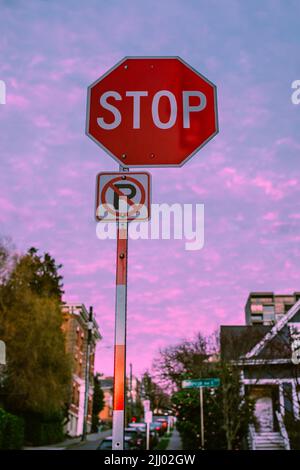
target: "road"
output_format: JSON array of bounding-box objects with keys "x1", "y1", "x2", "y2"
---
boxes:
[{"x1": 68, "y1": 430, "x2": 111, "y2": 450}]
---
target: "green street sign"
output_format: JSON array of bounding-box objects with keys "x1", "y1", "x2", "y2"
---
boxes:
[{"x1": 182, "y1": 378, "x2": 220, "y2": 389}]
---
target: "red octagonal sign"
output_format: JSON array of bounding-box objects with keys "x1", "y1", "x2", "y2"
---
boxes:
[{"x1": 86, "y1": 57, "x2": 218, "y2": 167}]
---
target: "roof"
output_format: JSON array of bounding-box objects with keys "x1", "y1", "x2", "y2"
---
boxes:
[
  {"x1": 62, "y1": 303, "x2": 101, "y2": 340},
  {"x1": 100, "y1": 378, "x2": 113, "y2": 389},
  {"x1": 245, "y1": 298, "x2": 300, "y2": 359},
  {"x1": 221, "y1": 298, "x2": 300, "y2": 363},
  {"x1": 220, "y1": 325, "x2": 271, "y2": 361}
]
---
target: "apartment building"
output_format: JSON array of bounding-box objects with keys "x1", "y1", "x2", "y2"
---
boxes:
[
  {"x1": 62, "y1": 303, "x2": 101, "y2": 437},
  {"x1": 245, "y1": 291, "x2": 300, "y2": 325}
]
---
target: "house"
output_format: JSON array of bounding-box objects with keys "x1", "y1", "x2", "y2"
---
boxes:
[
  {"x1": 62, "y1": 303, "x2": 101, "y2": 437},
  {"x1": 99, "y1": 376, "x2": 113, "y2": 423},
  {"x1": 99, "y1": 373, "x2": 142, "y2": 424},
  {"x1": 221, "y1": 293, "x2": 300, "y2": 450}
]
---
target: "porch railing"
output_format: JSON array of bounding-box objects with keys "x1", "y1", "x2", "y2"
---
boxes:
[
  {"x1": 275, "y1": 411, "x2": 290, "y2": 450},
  {"x1": 248, "y1": 424, "x2": 256, "y2": 450}
]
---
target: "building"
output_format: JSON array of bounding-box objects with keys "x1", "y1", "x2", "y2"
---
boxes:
[
  {"x1": 128, "y1": 375, "x2": 141, "y2": 408},
  {"x1": 221, "y1": 292, "x2": 300, "y2": 450},
  {"x1": 62, "y1": 303, "x2": 101, "y2": 437},
  {"x1": 245, "y1": 291, "x2": 300, "y2": 325},
  {"x1": 99, "y1": 373, "x2": 142, "y2": 424},
  {"x1": 99, "y1": 376, "x2": 113, "y2": 423}
]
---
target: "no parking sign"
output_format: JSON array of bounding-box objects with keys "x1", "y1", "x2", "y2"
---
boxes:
[{"x1": 95, "y1": 172, "x2": 151, "y2": 222}]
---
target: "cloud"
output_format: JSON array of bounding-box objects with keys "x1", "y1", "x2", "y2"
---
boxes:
[{"x1": 1, "y1": 0, "x2": 300, "y2": 376}]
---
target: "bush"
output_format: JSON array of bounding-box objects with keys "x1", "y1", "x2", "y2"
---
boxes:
[
  {"x1": 0, "y1": 408, "x2": 24, "y2": 449},
  {"x1": 23, "y1": 411, "x2": 64, "y2": 446},
  {"x1": 284, "y1": 414, "x2": 300, "y2": 450}
]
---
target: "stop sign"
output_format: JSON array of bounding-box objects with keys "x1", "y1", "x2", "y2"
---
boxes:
[{"x1": 86, "y1": 57, "x2": 218, "y2": 167}]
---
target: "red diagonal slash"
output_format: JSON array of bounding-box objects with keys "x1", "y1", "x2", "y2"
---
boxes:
[
  {"x1": 100, "y1": 175, "x2": 146, "y2": 219},
  {"x1": 108, "y1": 181, "x2": 135, "y2": 207}
]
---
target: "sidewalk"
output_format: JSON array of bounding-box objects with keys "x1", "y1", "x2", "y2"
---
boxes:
[
  {"x1": 167, "y1": 428, "x2": 182, "y2": 450},
  {"x1": 24, "y1": 430, "x2": 111, "y2": 450}
]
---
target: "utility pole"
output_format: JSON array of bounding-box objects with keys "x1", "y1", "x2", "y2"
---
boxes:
[{"x1": 82, "y1": 306, "x2": 94, "y2": 441}]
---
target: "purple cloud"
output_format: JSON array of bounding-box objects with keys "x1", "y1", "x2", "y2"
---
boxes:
[{"x1": 1, "y1": 0, "x2": 300, "y2": 376}]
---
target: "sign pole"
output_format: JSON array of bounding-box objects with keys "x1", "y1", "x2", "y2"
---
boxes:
[
  {"x1": 112, "y1": 165, "x2": 129, "y2": 450},
  {"x1": 182, "y1": 377, "x2": 220, "y2": 451},
  {"x1": 146, "y1": 423, "x2": 150, "y2": 450},
  {"x1": 145, "y1": 410, "x2": 152, "y2": 450},
  {"x1": 200, "y1": 387, "x2": 204, "y2": 450}
]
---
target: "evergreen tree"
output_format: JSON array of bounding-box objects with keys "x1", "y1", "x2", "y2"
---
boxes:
[
  {"x1": 0, "y1": 242, "x2": 71, "y2": 443},
  {"x1": 141, "y1": 371, "x2": 170, "y2": 413},
  {"x1": 91, "y1": 374, "x2": 105, "y2": 432},
  {"x1": 156, "y1": 333, "x2": 254, "y2": 450}
]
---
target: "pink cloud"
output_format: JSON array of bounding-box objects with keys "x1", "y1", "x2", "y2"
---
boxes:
[
  {"x1": 262, "y1": 212, "x2": 278, "y2": 221},
  {"x1": 7, "y1": 94, "x2": 30, "y2": 108}
]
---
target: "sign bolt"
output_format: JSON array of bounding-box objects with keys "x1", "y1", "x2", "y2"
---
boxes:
[
  {"x1": 121, "y1": 154, "x2": 127, "y2": 159},
  {"x1": 119, "y1": 253, "x2": 125, "y2": 259}
]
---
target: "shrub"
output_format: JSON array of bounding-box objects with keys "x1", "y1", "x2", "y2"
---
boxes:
[
  {"x1": 23, "y1": 411, "x2": 64, "y2": 446},
  {"x1": 284, "y1": 414, "x2": 300, "y2": 450},
  {"x1": 0, "y1": 408, "x2": 24, "y2": 449}
]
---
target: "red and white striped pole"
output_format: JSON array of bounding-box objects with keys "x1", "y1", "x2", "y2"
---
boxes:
[{"x1": 112, "y1": 167, "x2": 129, "y2": 450}]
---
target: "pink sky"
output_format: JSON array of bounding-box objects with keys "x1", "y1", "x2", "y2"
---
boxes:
[{"x1": 1, "y1": 1, "x2": 300, "y2": 376}]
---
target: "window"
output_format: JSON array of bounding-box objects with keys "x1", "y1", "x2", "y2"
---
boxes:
[
  {"x1": 88, "y1": 398, "x2": 92, "y2": 416},
  {"x1": 77, "y1": 359, "x2": 83, "y2": 377},
  {"x1": 252, "y1": 314, "x2": 263, "y2": 323},
  {"x1": 76, "y1": 328, "x2": 81, "y2": 348},
  {"x1": 263, "y1": 305, "x2": 275, "y2": 323},
  {"x1": 285, "y1": 304, "x2": 293, "y2": 313},
  {"x1": 251, "y1": 304, "x2": 263, "y2": 313}
]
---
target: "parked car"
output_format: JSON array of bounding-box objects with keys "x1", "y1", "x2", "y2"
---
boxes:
[
  {"x1": 97, "y1": 436, "x2": 135, "y2": 450},
  {"x1": 124, "y1": 427, "x2": 145, "y2": 449},
  {"x1": 130, "y1": 422, "x2": 160, "y2": 448},
  {"x1": 128, "y1": 422, "x2": 146, "y2": 431},
  {"x1": 154, "y1": 416, "x2": 169, "y2": 433},
  {"x1": 149, "y1": 424, "x2": 159, "y2": 446},
  {"x1": 152, "y1": 421, "x2": 164, "y2": 436}
]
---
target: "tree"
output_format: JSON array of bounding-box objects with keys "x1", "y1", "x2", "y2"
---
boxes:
[
  {"x1": 172, "y1": 386, "x2": 227, "y2": 449},
  {"x1": 2, "y1": 293, "x2": 71, "y2": 415},
  {"x1": 141, "y1": 371, "x2": 170, "y2": 413},
  {"x1": 154, "y1": 332, "x2": 254, "y2": 450},
  {"x1": 92, "y1": 374, "x2": 105, "y2": 432},
  {"x1": 153, "y1": 333, "x2": 217, "y2": 391},
  {"x1": 219, "y1": 361, "x2": 254, "y2": 450},
  {"x1": 0, "y1": 245, "x2": 71, "y2": 443},
  {"x1": 7, "y1": 247, "x2": 64, "y2": 300}
]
